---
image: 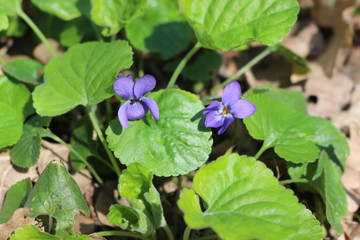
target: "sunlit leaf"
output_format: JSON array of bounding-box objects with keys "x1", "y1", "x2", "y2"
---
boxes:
[
  {"x1": 2, "y1": 59, "x2": 43, "y2": 84},
  {"x1": 10, "y1": 225, "x2": 59, "y2": 240}
]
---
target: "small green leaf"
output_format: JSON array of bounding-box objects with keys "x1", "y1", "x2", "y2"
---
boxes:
[
  {"x1": 272, "y1": 44, "x2": 310, "y2": 73},
  {"x1": 0, "y1": 14, "x2": 9, "y2": 31},
  {"x1": 31, "y1": 0, "x2": 90, "y2": 21},
  {"x1": 126, "y1": 0, "x2": 193, "y2": 59},
  {"x1": 91, "y1": 0, "x2": 146, "y2": 36},
  {"x1": 180, "y1": 0, "x2": 299, "y2": 50},
  {"x1": 59, "y1": 18, "x2": 89, "y2": 47},
  {"x1": 0, "y1": 178, "x2": 32, "y2": 224},
  {"x1": 25, "y1": 162, "x2": 90, "y2": 233},
  {"x1": 106, "y1": 89, "x2": 212, "y2": 176},
  {"x1": 2, "y1": 59, "x2": 43, "y2": 84},
  {"x1": 10, "y1": 225, "x2": 60, "y2": 240},
  {"x1": 0, "y1": 104, "x2": 23, "y2": 149},
  {"x1": 243, "y1": 93, "x2": 319, "y2": 163},
  {"x1": 5, "y1": 16, "x2": 27, "y2": 37},
  {"x1": 33, "y1": 41, "x2": 133, "y2": 116},
  {"x1": 108, "y1": 204, "x2": 153, "y2": 235},
  {"x1": 178, "y1": 154, "x2": 323, "y2": 240},
  {"x1": 0, "y1": 0, "x2": 22, "y2": 15}
]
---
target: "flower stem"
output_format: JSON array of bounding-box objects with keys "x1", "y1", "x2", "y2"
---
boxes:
[
  {"x1": 47, "y1": 132, "x2": 104, "y2": 184},
  {"x1": 18, "y1": 10, "x2": 57, "y2": 58},
  {"x1": 95, "y1": 230, "x2": 147, "y2": 239},
  {"x1": 254, "y1": 142, "x2": 270, "y2": 159},
  {"x1": 167, "y1": 42, "x2": 202, "y2": 88},
  {"x1": 279, "y1": 179, "x2": 309, "y2": 185},
  {"x1": 183, "y1": 226, "x2": 191, "y2": 240},
  {"x1": 88, "y1": 108, "x2": 121, "y2": 177},
  {"x1": 164, "y1": 224, "x2": 175, "y2": 240},
  {"x1": 217, "y1": 46, "x2": 274, "y2": 90}
]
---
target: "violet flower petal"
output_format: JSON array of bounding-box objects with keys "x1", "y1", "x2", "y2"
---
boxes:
[
  {"x1": 126, "y1": 101, "x2": 147, "y2": 120},
  {"x1": 222, "y1": 81, "x2": 241, "y2": 107},
  {"x1": 118, "y1": 101, "x2": 130, "y2": 129},
  {"x1": 203, "y1": 101, "x2": 222, "y2": 115},
  {"x1": 133, "y1": 75, "x2": 156, "y2": 98},
  {"x1": 114, "y1": 75, "x2": 134, "y2": 99},
  {"x1": 205, "y1": 111, "x2": 226, "y2": 128},
  {"x1": 229, "y1": 99, "x2": 256, "y2": 119},
  {"x1": 142, "y1": 97, "x2": 159, "y2": 121},
  {"x1": 218, "y1": 115, "x2": 234, "y2": 135}
]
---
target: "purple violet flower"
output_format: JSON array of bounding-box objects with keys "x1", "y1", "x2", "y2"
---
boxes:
[
  {"x1": 114, "y1": 74, "x2": 159, "y2": 129},
  {"x1": 203, "y1": 81, "x2": 256, "y2": 135}
]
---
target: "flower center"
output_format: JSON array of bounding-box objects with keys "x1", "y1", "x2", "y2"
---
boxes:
[
  {"x1": 222, "y1": 107, "x2": 230, "y2": 115},
  {"x1": 130, "y1": 98, "x2": 140, "y2": 104}
]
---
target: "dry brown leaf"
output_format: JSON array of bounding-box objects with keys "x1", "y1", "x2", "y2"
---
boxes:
[
  {"x1": 33, "y1": 39, "x2": 63, "y2": 64},
  {"x1": 95, "y1": 181, "x2": 117, "y2": 226},
  {"x1": 0, "y1": 208, "x2": 36, "y2": 240}
]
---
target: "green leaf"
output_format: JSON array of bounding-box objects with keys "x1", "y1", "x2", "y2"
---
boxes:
[
  {"x1": 126, "y1": 0, "x2": 193, "y2": 60},
  {"x1": 0, "y1": 76, "x2": 33, "y2": 148},
  {"x1": 0, "y1": 178, "x2": 32, "y2": 224},
  {"x1": 272, "y1": 44, "x2": 310, "y2": 73},
  {"x1": 25, "y1": 162, "x2": 90, "y2": 233},
  {"x1": 10, "y1": 225, "x2": 60, "y2": 240},
  {"x1": 108, "y1": 204, "x2": 153, "y2": 235},
  {"x1": 5, "y1": 16, "x2": 27, "y2": 37},
  {"x1": 243, "y1": 93, "x2": 319, "y2": 163},
  {"x1": 178, "y1": 154, "x2": 323, "y2": 240},
  {"x1": 91, "y1": 0, "x2": 146, "y2": 36},
  {"x1": 0, "y1": 0, "x2": 22, "y2": 15},
  {"x1": 60, "y1": 18, "x2": 89, "y2": 47},
  {"x1": 180, "y1": 0, "x2": 299, "y2": 50},
  {"x1": 0, "y1": 14, "x2": 9, "y2": 31},
  {"x1": 31, "y1": 0, "x2": 90, "y2": 21},
  {"x1": 2, "y1": 59, "x2": 43, "y2": 84},
  {"x1": 33, "y1": 41, "x2": 133, "y2": 116},
  {"x1": 106, "y1": 89, "x2": 212, "y2": 176}
]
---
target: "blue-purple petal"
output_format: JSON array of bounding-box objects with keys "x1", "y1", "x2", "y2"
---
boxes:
[
  {"x1": 218, "y1": 115, "x2": 234, "y2": 135},
  {"x1": 133, "y1": 75, "x2": 156, "y2": 98},
  {"x1": 142, "y1": 97, "x2": 159, "y2": 121},
  {"x1": 205, "y1": 111, "x2": 226, "y2": 128},
  {"x1": 118, "y1": 101, "x2": 130, "y2": 129},
  {"x1": 126, "y1": 101, "x2": 147, "y2": 120},
  {"x1": 114, "y1": 75, "x2": 135, "y2": 100},
  {"x1": 203, "y1": 101, "x2": 222, "y2": 115},
  {"x1": 229, "y1": 99, "x2": 256, "y2": 119},
  {"x1": 222, "y1": 81, "x2": 241, "y2": 107}
]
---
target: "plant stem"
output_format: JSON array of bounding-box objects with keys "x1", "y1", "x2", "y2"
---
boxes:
[
  {"x1": 95, "y1": 230, "x2": 147, "y2": 239},
  {"x1": 279, "y1": 179, "x2": 309, "y2": 185},
  {"x1": 183, "y1": 226, "x2": 191, "y2": 240},
  {"x1": 164, "y1": 224, "x2": 175, "y2": 240},
  {"x1": 218, "y1": 46, "x2": 274, "y2": 89},
  {"x1": 89, "y1": 20, "x2": 104, "y2": 42},
  {"x1": 48, "y1": 215, "x2": 53, "y2": 233},
  {"x1": 88, "y1": 108, "x2": 121, "y2": 176},
  {"x1": 167, "y1": 42, "x2": 202, "y2": 88},
  {"x1": 18, "y1": 10, "x2": 57, "y2": 58},
  {"x1": 47, "y1": 133, "x2": 104, "y2": 184},
  {"x1": 254, "y1": 142, "x2": 270, "y2": 159}
]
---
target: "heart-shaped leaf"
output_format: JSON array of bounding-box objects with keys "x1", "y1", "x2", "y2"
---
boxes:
[
  {"x1": 243, "y1": 93, "x2": 319, "y2": 163},
  {"x1": 106, "y1": 89, "x2": 212, "y2": 176},
  {"x1": 25, "y1": 162, "x2": 90, "y2": 233},
  {"x1": 33, "y1": 41, "x2": 133, "y2": 116},
  {"x1": 2, "y1": 59, "x2": 43, "y2": 84},
  {"x1": 180, "y1": 0, "x2": 299, "y2": 50},
  {"x1": 126, "y1": 0, "x2": 193, "y2": 59},
  {"x1": 178, "y1": 154, "x2": 323, "y2": 240}
]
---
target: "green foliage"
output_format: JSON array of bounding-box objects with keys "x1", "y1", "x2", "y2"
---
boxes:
[
  {"x1": 106, "y1": 89, "x2": 213, "y2": 176},
  {"x1": 91, "y1": 0, "x2": 146, "y2": 35},
  {"x1": 180, "y1": 0, "x2": 299, "y2": 50},
  {"x1": 178, "y1": 154, "x2": 323, "y2": 240},
  {"x1": 2, "y1": 59, "x2": 43, "y2": 84},
  {"x1": 0, "y1": 0, "x2": 22, "y2": 15},
  {"x1": 126, "y1": 0, "x2": 193, "y2": 59},
  {"x1": 0, "y1": 14, "x2": 9, "y2": 30},
  {"x1": 25, "y1": 162, "x2": 90, "y2": 234},
  {"x1": 0, "y1": 178, "x2": 32, "y2": 224},
  {"x1": 272, "y1": 44, "x2": 310, "y2": 73},
  {"x1": 10, "y1": 225, "x2": 60, "y2": 240},
  {"x1": 33, "y1": 41, "x2": 133, "y2": 116},
  {"x1": 59, "y1": 18, "x2": 89, "y2": 47}
]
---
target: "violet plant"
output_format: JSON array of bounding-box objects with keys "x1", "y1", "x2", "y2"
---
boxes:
[{"x1": 0, "y1": 0, "x2": 349, "y2": 239}]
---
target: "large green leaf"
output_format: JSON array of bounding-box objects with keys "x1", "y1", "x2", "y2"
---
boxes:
[
  {"x1": 25, "y1": 162, "x2": 90, "y2": 233},
  {"x1": 126, "y1": 0, "x2": 193, "y2": 59},
  {"x1": 0, "y1": 178, "x2": 32, "y2": 224},
  {"x1": 0, "y1": 0, "x2": 22, "y2": 15},
  {"x1": 91, "y1": 0, "x2": 146, "y2": 36},
  {"x1": 10, "y1": 225, "x2": 60, "y2": 240},
  {"x1": 33, "y1": 41, "x2": 133, "y2": 116},
  {"x1": 106, "y1": 89, "x2": 212, "y2": 176},
  {"x1": 31, "y1": 0, "x2": 90, "y2": 21},
  {"x1": 2, "y1": 59, "x2": 43, "y2": 84},
  {"x1": 180, "y1": 0, "x2": 299, "y2": 50},
  {"x1": 0, "y1": 76, "x2": 33, "y2": 148},
  {"x1": 178, "y1": 154, "x2": 323, "y2": 240},
  {"x1": 0, "y1": 14, "x2": 9, "y2": 30},
  {"x1": 243, "y1": 93, "x2": 319, "y2": 163},
  {"x1": 288, "y1": 117, "x2": 349, "y2": 234}
]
